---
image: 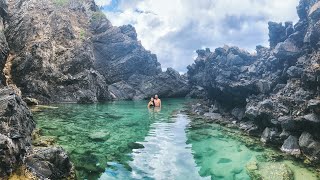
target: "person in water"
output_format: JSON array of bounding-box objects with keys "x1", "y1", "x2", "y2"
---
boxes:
[
  {"x1": 154, "y1": 95, "x2": 161, "y2": 107},
  {"x1": 147, "y1": 97, "x2": 155, "y2": 108}
]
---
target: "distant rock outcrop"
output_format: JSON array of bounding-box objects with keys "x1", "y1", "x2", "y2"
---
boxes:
[{"x1": 187, "y1": 0, "x2": 320, "y2": 163}]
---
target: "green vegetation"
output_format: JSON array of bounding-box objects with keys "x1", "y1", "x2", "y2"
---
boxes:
[
  {"x1": 91, "y1": 11, "x2": 106, "y2": 22},
  {"x1": 53, "y1": 0, "x2": 69, "y2": 6}
]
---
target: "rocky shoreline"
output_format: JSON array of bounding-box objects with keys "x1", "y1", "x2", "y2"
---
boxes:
[
  {"x1": 186, "y1": 0, "x2": 320, "y2": 167},
  {"x1": 185, "y1": 100, "x2": 320, "y2": 179}
]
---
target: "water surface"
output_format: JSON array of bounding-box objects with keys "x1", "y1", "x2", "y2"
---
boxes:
[{"x1": 34, "y1": 99, "x2": 319, "y2": 180}]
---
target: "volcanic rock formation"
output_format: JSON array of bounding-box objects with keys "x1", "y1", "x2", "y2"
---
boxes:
[{"x1": 187, "y1": 0, "x2": 320, "y2": 163}]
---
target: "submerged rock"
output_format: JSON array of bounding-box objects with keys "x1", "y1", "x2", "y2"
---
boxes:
[
  {"x1": 88, "y1": 131, "x2": 110, "y2": 141},
  {"x1": 246, "y1": 161, "x2": 293, "y2": 180}
]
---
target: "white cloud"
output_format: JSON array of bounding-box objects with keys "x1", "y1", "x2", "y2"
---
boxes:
[
  {"x1": 95, "y1": 0, "x2": 112, "y2": 7},
  {"x1": 103, "y1": 0, "x2": 299, "y2": 72}
]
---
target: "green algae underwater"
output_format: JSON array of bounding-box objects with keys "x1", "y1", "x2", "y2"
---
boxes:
[{"x1": 33, "y1": 99, "x2": 319, "y2": 180}]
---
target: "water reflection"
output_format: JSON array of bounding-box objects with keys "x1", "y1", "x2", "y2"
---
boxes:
[{"x1": 100, "y1": 114, "x2": 205, "y2": 180}]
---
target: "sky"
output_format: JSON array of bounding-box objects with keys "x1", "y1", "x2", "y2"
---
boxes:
[{"x1": 97, "y1": 0, "x2": 300, "y2": 72}]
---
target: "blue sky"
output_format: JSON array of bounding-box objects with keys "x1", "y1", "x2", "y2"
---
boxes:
[{"x1": 97, "y1": 0, "x2": 299, "y2": 73}]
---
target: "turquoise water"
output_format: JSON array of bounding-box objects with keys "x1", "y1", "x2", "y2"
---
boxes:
[{"x1": 33, "y1": 99, "x2": 319, "y2": 180}]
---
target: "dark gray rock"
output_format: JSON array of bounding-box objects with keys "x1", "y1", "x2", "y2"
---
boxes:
[
  {"x1": 279, "y1": 116, "x2": 295, "y2": 131},
  {"x1": 0, "y1": 87, "x2": 35, "y2": 178},
  {"x1": 280, "y1": 136, "x2": 301, "y2": 155},
  {"x1": 108, "y1": 68, "x2": 189, "y2": 100},
  {"x1": 274, "y1": 39, "x2": 301, "y2": 59},
  {"x1": 307, "y1": 99, "x2": 320, "y2": 113},
  {"x1": 186, "y1": 0, "x2": 320, "y2": 161},
  {"x1": 231, "y1": 107, "x2": 245, "y2": 120},
  {"x1": 286, "y1": 66, "x2": 303, "y2": 78},
  {"x1": 260, "y1": 127, "x2": 280, "y2": 144},
  {"x1": 299, "y1": 132, "x2": 320, "y2": 162},
  {"x1": 25, "y1": 147, "x2": 74, "y2": 179},
  {"x1": 92, "y1": 21, "x2": 161, "y2": 84},
  {"x1": 268, "y1": 22, "x2": 287, "y2": 48}
]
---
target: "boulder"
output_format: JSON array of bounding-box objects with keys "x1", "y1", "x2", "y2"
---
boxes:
[
  {"x1": 299, "y1": 132, "x2": 320, "y2": 162},
  {"x1": 286, "y1": 66, "x2": 303, "y2": 78},
  {"x1": 274, "y1": 39, "x2": 301, "y2": 59},
  {"x1": 25, "y1": 147, "x2": 74, "y2": 179},
  {"x1": 280, "y1": 136, "x2": 301, "y2": 155},
  {"x1": 231, "y1": 107, "x2": 245, "y2": 120},
  {"x1": 260, "y1": 127, "x2": 280, "y2": 144},
  {"x1": 279, "y1": 116, "x2": 295, "y2": 131}
]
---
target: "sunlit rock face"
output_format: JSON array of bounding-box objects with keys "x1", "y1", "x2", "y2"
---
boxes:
[{"x1": 187, "y1": 0, "x2": 320, "y2": 162}]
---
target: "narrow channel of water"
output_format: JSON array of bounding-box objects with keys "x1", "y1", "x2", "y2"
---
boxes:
[{"x1": 33, "y1": 99, "x2": 319, "y2": 180}]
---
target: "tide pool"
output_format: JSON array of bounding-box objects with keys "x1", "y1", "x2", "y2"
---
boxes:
[{"x1": 33, "y1": 99, "x2": 319, "y2": 180}]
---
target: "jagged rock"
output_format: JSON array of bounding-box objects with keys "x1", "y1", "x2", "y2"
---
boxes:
[
  {"x1": 0, "y1": 87, "x2": 35, "y2": 178},
  {"x1": 231, "y1": 107, "x2": 245, "y2": 120},
  {"x1": 279, "y1": 116, "x2": 295, "y2": 131},
  {"x1": 274, "y1": 39, "x2": 301, "y2": 59},
  {"x1": 280, "y1": 136, "x2": 301, "y2": 155},
  {"x1": 268, "y1": 22, "x2": 288, "y2": 48},
  {"x1": 299, "y1": 132, "x2": 320, "y2": 162},
  {"x1": 108, "y1": 68, "x2": 189, "y2": 100},
  {"x1": 25, "y1": 147, "x2": 74, "y2": 179},
  {"x1": 286, "y1": 66, "x2": 303, "y2": 78},
  {"x1": 280, "y1": 131, "x2": 291, "y2": 140},
  {"x1": 0, "y1": 0, "x2": 8, "y2": 85},
  {"x1": 185, "y1": 0, "x2": 320, "y2": 161},
  {"x1": 92, "y1": 23, "x2": 161, "y2": 84},
  {"x1": 260, "y1": 127, "x2": 280, "y2": 144},
  {"x1": 307, "y1": 99, "x2": 320, "y2": 113},
  {"x1": 5, "y1": 0, "x2": 110, "y2": 103}
]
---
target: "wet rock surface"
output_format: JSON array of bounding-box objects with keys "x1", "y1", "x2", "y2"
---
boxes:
[{"x1": 187, "y1": 0, "x2": 320, "y2": 163}]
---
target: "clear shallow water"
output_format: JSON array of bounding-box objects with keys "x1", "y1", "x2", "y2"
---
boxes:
[{"x1": 33, "y1": 99, "x2": 319, "y2": 180}]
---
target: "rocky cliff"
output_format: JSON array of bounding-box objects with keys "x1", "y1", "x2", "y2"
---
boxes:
[
  {"x1": 0, "y1": 0, "x2": 188, "y2": 104},
  {"x1": 187, "y1": 0, "x2": 320, "y2": 163}
]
